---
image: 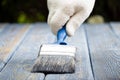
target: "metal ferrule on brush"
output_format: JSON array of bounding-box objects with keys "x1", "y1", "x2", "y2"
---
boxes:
[{"x1": 40, "y1": 25, "x2": 76, "y2": 57}]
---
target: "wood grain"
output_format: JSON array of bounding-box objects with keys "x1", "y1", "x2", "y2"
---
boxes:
[
  {"x1": 0, "y1": 23, "x2": 54, "y2": 80},
  {"x1": 110, "y1": 22, "x2": 120, "y2": 38},
  {"x1": 27, "y1": 73, "x2": 45, "y2": 80},
  {"x1": 0, "y1": 24, "x2": 8, "y2": 70},
  {"x1": 0, "y1": 23, "x2": 8, "y2": 33},
  {"x1": 85, "y1": 23, "x2": 120, "y2": 80},
  {"x1": 1, "y1": 23, "x2": 119, "y2": 80},
  {"x1": 0, "y1": 24, "x2": 30, "y2": 71},
  {"x1": 45, "y1": 25, "x2": 94, "y2": 80}
]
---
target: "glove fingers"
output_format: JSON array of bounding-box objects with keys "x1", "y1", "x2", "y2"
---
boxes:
[
  {"x1": 66, "y1": 11, "x2": 89, "y2": 36},
  {"x1": 49, "y1": 10, "x2": 70, "y2": 35}
]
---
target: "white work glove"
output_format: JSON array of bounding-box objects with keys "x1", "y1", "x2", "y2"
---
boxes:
[{"x1": 47, "y1": 0, "x2": 95, "y2": 36}]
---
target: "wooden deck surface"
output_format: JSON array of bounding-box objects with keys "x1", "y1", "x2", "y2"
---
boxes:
[{"x1": 0, "y1": 22, "x2": 120, "y2": 80}]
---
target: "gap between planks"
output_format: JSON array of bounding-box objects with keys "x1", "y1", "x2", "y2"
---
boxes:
[
  {"x1": 0, "y1": 23, "x2": 54, "y2": 80},
  {"x1": 0, "y1": 24, "x2": 31, "y2": 71},
  {"x1": 85, "y1": 23, "x2": 120, "y2": 80},
  {"x1": 45, "y1": 25, "x2": 94, "y2": 80}
]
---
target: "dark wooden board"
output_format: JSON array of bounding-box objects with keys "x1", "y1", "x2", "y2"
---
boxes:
[
  {"x1": 85, "y1": 23, "x2": 120, "y2": 80},
  {"x1": 0, "y1": 23, "x2": 54, "y2": 80},
  {"x1": 45, "y1": 25, "x2": 94, "y2": 80},
  {"x1": 0, "y1": 24, "x2": 30, "y2": 71}
]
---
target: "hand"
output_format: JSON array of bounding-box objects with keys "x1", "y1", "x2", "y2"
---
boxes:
[{"x1": 47, "y1": 0, "x2": 95, "y2": 36}]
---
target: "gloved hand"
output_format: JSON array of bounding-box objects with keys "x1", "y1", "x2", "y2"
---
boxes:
[{"x1": 47, "y1": 0, "x2": 95, "y2": 36}]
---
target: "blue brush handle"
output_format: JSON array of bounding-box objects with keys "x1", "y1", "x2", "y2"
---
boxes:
[{"x1": 57, "y1": 25, "x2": 67, "y2": 45}]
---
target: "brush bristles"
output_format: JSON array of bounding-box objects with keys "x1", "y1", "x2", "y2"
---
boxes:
[{"x1": 32, "y1": 55, "x2": 75, "y2": 73}]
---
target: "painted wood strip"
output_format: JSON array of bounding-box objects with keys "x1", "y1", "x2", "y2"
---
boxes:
[
  {"x1": 0, "y1": 23, "x2": 8, "y2": 33},
  {"x1": 45, "y1": 25, "x2": 94, "y2": 80},
  {"x1": 85, "y1": 23, "x2": 120, "y2": 80},
  {"x1": 27, "y1": 73, "x2": 45, "y2": 80},
  {"x1": 0, "y1": 24, "x2": 30, "y2": 71},
  {"x1": 110, "y1": 22, "x2": 120, "y2": 38},
  {"x1": 0, "y1": 24, "x2": 8, "y2": 70},
  {"x1": 0, "y1": 23, "x2": 54, "y2": 80}
]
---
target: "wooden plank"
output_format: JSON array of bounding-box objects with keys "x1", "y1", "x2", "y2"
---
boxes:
[
  {"x1": 0, "y1": 24, "x2": 30, "y2": 71},
  {"x1": 0, "y1": 23, "x2": 54, "y2": 80},
  {"x1": 85, "y1": 23, "x2": 120, "y2": 80},
  {"x1": 110, "y1": 22, "x2": 120, "y2": 37},
  {"x1": 0, "y1": 23, "x2": 8, "y2": 33},
  {"x1": 0, "y1": 24, "x2": 8, "y2": 71},
  {"x1": 45, "y1": 25, "x2": 94, "y2": 80},
  {"x1": 27, "y1": 73, "x2": 44, "y2": 80}
]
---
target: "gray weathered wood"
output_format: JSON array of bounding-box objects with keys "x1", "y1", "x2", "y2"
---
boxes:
[
  {"x1": 85, "y1": 23, "x2": 120, "y2": 80},
  {"x1": 1, "y1": 23, "x2": 120, "y2": 80},
  {"x1": 0, "y1": 24, "x2": 8, "y2": 71},
  {"x1": 0, "y1": 24, "x2": 30, "y2": 71},
  {"x1": 0, "y1": 23, "x2": 8, "y2": 33},
  {"x1": 0, "y1": 23, "x2": 54, "y2": 80},
  {"x1": 27, "y1": 73, "x2": 45, "y2": 80},
  {"x1": 110, "y1": 22, "x2": 120, "y2": 38},
  {"x1": 45, "y1": 25, "x2": 94, "y2": 80}
]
